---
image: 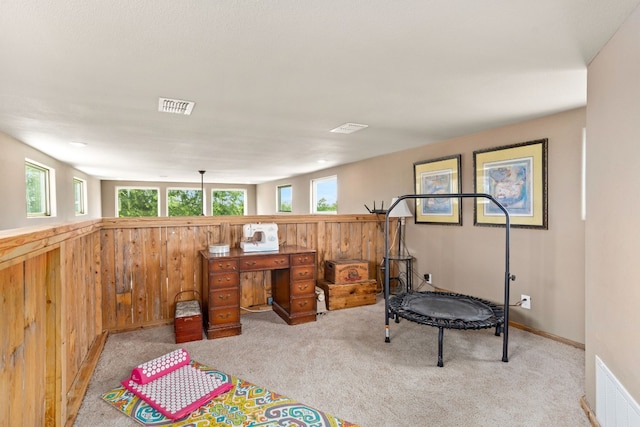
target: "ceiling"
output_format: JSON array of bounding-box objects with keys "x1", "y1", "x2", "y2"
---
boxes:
[{"x1": 1, "y1": 1, "x2": 639, "y2": 184}]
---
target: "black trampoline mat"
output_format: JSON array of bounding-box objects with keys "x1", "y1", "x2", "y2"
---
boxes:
[{"x1": 401, "y1": 292, "x2": 494, "y2": 322}]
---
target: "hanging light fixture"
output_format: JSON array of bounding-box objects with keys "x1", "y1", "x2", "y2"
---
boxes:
[{"x1": 199, "y1": 170, "x2": 206, "y2": 216}]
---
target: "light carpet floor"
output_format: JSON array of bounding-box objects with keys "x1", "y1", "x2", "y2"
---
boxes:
[{"x1": 75, "y1": 297, "x2": 589, "y2": 427}]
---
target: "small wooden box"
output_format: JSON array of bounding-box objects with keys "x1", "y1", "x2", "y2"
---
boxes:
[
  {"x1": 324, "y1": 259, "x2": 369, "y2": 284},
  {"x1": 175, "y1": 298, "x2": 203, "y2": 344},
  {"x1": 317, "y1": 279, "x2": 377, "y2": 310}
]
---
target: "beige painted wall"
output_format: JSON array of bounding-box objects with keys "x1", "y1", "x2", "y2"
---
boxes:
[
  {"x1": 100, "y1": 180, "x2": 257, "y2": 217},
  {"x1": 258, "y1": 108, "x2": 587, "y2": 345},
  {"x1": 0, "y1": 131, "x2": 102, "y2": 231},
  {"x1": 585, "y1": 4, "x2": 640, "y2": 410}
]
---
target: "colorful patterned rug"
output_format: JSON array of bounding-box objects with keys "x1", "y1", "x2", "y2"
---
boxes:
[{"x1": 102, "y1": 360, "x2": 359, "y2": 426}]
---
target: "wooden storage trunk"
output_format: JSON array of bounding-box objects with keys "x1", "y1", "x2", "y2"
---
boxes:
[
  {"x1": 317, "y1": 279, "x2": 377, "y2": 310},
  {"x1": 324, "y1": 259, "x2": 369, "y2": 284},
  {"x1": 174, "y1": 291, "x2": 203, "y2": 343}
]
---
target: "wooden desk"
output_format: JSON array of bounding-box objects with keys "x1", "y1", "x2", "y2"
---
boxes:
[{"x1": 200, "y1": 246, "x2": 317, "y2": 339}]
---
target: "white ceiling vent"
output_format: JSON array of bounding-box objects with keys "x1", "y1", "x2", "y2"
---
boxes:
[
  {"x1": 158, "y1": 97, "x2": 195, "y2": 115},
  {"x1": 330, "y1": 122, "x2": 369, "y2": 134}
]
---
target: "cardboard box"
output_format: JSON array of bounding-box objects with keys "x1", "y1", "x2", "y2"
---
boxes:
[
  {"x1": 317, "y1": 279, "x2": 377, "y2": 310},
  {"x1": 324, "y1": 259, "x2": 369, "y2": 284}
]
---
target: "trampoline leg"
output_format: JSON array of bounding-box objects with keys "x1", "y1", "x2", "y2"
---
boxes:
[
  {"x1": 437, "y1": 327, "x2": 444, "y2": 367},
  {"x1": 495, "y1": 323, "x2": 502, "y2": 336}
]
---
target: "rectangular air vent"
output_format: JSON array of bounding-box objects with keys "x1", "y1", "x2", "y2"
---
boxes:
[
  {"x1": 330, "y1": 123, "x2": 369, "y2": 134},
  {"x1": 158, "y1": 98, "x2": 195, "y2": 115}
]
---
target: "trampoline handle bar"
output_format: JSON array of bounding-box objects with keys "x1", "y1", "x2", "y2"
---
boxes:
[{"x1": 383, "y1": 193, "x2": 512, "y2": 364}]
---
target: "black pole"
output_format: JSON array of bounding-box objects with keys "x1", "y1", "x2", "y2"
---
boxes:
[{"x1": 199, "y1": 170, "x2": 205, "y2": 216}]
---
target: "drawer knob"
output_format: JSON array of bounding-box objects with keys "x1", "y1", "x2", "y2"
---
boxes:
[
  {"x1": 218, "y1": 293, "x2": 231, "y2": 300},
  {"x1": 297, "y1": 284, "x2": 308, "y2": 291},
  {"x1": 218, "y1": 312, "x2": 231, "y2": 319},
  {"x1": 298, "y1": 300, "x2": 308, "y2": 307}
]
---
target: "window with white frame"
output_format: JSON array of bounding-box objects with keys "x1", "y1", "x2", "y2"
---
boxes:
[
  {"x1": 311, "y1": 176, "x2": 337, "y2": 214},
  {"x1": 277, "y1": 185, "x2": 292, "y2": 213},
  {"x1": 25, "y1": 159, "x2": 56, "y2": 217},
  {"x1": 73, "y1": 177, "x2": 87, "y2": 215},
  {"x1": 167, "y1": 188, "x2": 204, "y2": 216},
  {"x1": 116, "y1": 187, "x2": 160, "y2": 217},
  {"x1": 212, "y1": 189, "x2": 246, "y2": 215}
]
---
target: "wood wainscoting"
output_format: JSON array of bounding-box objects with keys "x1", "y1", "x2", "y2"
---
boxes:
[
  {"x1": 99, "y1": 214, "x2": 388, "y2": 331},
  {"x1": 0, "y1": 214, "x2": 388, "y2": 426}
]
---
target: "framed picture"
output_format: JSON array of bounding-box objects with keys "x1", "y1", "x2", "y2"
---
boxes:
[
  {"x1": 473, "y1": 138, "x2": 548, "y2": 229},
  {"x1": 413, "y1": 155, "x2": 462, "y2": 225}
]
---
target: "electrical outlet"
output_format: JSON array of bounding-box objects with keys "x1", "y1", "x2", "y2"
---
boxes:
[
  {"x1": 521, "y1": 294, "x2": 531, "y2": 309},
  {"x1": 424, "y1": 273, "x2": 432, "y2": 284}
]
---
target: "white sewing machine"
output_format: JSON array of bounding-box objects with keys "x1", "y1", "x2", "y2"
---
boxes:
[{"x1": 240, "y1": 223, "x2": 279, "y2": 252}]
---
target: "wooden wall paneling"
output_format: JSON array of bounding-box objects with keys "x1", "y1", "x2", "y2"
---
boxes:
[
  {"x1": 315, "y1": 220, "x2": 327, "y2": 278},
  {"x1": 92, "y1": 231, "x2": 102, "y2": 337},
  {"x1": 349, "y1": 222, "x2": 363, "y2": 260},
  {"x1": 182, "y1": 226, "x2": 199, "y2": 296},
  {"x1": 62, "y1": 240, "x2": 79, "y2": 393},
  {"x1": 195, "y1": 226, "x2": 208, "y2": 302},
  {"x1": 141, "y1": 227, "x2": 163, "y2": 323},
  {"x1": 159, "y1": 227, "x2": 169, "y2": 321},
  {"x1": 115, "y1": 228, "x2": 133, "y2": 328},
  {"x1": 166, "y1": 227, "x2": 183, "y2": 319},
  {"x1": 360, "y1": 222, "x2": 375, "y2": 280},
  {"x1": 232, "y1": 223, "x2": 245, "y2": 249},
  {"x1": 240, "y1": 271, "x2": 269, "y2": 308},
  {"x1": 23, "y1": 254, "x2": 48, "y2": 426},
  {"x1": 0, "y1": 263, "x2": 25, "y2": 427},
  {"x1": 100, "y1": 229, "x2": 116, "y2": 330},
  {"x1": 283, "y1": 223, "x2": 296, "y2": 248},
  {"x1": 45, "y1": 248, "x2": 62, "y2": 426},
  {"x1": 130, "y1": 228, "x2": 146, "y2": 324}
]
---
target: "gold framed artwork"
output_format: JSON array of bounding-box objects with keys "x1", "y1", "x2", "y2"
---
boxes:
[
  {"x1": 473, "y1": 138, "x2": 548, "y2": 229},
  {"x1": 413, "y1": 155, "x2": 462, "y2": 225}
]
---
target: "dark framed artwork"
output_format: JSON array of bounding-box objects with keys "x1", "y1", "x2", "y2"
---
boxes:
[
  {"x1": 413, "y1": 154, "x2": 462, "y2": 225},
  {"x1": 473, "y1": 138, "x2": 548, "y2": 229}
]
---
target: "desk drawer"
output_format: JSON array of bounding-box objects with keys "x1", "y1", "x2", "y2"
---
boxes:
[
  {"x1": 289, "y1": 296, "x2": 316, "y2": 314},
  {"x1": 291, "y1": 280, "x2": 315, "y2": 297},
  {"x1": 210, "y1": 288, "x2": 239, "y2": 307},
  {"x1": 209, "y1": 272, "x2": 239, "y2": 288},
  {"x1": 209, "y1": 307, "x2": 240, "y2": 325},
  {"x1": 291, "y1": 265, "x2": 315, "y2": 282},
  {"x1": 240, "y1": 255, "x2": 289, "y2": 271},
  {"x1": 291, "y1": 253, "x2": 315, "y2": 266},
  {"x1": 209, "y1": 259, "x2": 238, "y2": 272}
]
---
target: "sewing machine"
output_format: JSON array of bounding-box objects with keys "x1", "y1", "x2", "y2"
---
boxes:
[{"x1": 240, "y1": 223, "x2": 279, "y2": 252}]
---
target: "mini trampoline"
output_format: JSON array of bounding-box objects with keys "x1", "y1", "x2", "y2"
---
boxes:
[{"x1": 383, "y1": 193, "x2": 515, "y2": 367}]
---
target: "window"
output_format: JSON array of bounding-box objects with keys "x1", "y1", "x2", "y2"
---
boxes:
[
  {"x1": 167, "y1": 188, "x2": 204, "y2": 216},
  {"x1": 311, "y1": 176, "x2": 337, "y2": 214},
  {"x1": 74, "y1": 177, "x2": 87, "y2": 215},
  {"x1": 25, "y1": 159, "x2": 56, "y2": 217},
  {"x1": 277, "y1": 185, "x2": 292, "y2": 213},
  {"x1": 116, "y1": 187, "x2": 159, "y2": 217},
  {"x1": 212, "y1": 189, "x2": 246, "y2": 216}
]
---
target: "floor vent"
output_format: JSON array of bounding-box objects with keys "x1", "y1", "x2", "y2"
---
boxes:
[
  {"x1": 158, "y1": 98, "x2": 195, "y2": 115},
  {"x1": 596, "y1": 355, "x2": 640, "y2": 426}
]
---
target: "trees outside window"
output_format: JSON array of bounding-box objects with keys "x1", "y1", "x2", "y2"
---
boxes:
[
  {"x1": 168, "y1": 189, "x2": 203, "y2": 216},
  {"x1": 212, "y1": 189, "x2": 246, "y2": 216},
  {"x1": 117, "y1": 188, "x2": 159, "y2": 217},
  {"x1": 311, "y1": 176, "x2": 337, "y2": 214},
  {"x1": 277, "y1": 185, "x2": 292, "y2": 212},
  {"x1": 26, "y1": 160, "x2": 55, "y2": 217}
]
